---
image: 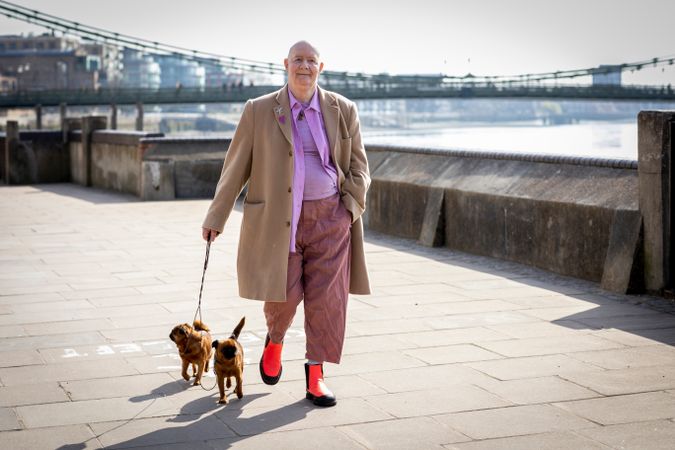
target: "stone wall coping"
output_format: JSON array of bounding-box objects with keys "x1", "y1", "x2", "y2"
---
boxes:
[
  {"x1": 92, "y1": 130, "x2": 163, "y2": 145},
  {"x1": 140, "y1": 136, "x2": 232, "y2": 145},
  {"x1": 365, "y1": 144, "x2": 638, "y2": 170},
  {"x1": 1, "y1": 130, "x2": 62, "y2": 141}
]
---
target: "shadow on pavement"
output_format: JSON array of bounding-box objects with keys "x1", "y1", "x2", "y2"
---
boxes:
[{"x1": 55, "y1": 390, "x2": 315, "y2": 449}]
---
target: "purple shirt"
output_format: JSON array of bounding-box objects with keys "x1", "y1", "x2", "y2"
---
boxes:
[{"x1": 288, "y1": 88, "x2": 339, "y2": 253}]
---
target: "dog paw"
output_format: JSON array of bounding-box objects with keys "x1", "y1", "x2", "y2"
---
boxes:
[
  {"x1": 193, "y1": 380, "x2": 201, "y2": 386},
  {"x1": 182, "y1": 373, "x2": 190, "y2": 381},
  {"x1": 237, "y1": 392, "x2": 243, "y2": 399},
  {"x1": 218, "y1": 398, "x2": 228, "y2": 405}
]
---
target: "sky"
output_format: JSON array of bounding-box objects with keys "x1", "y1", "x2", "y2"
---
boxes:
[{"x1": 1, "y1": 0, "x2": 674, "y2": 85}]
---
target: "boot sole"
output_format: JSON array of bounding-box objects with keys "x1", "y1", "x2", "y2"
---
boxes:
[
  {"x1": 306, "y1": 392, "x2": 337, "y2": 407},
  {"x1": 259, "y1": 360, "x2": 282, "y2": 385}
]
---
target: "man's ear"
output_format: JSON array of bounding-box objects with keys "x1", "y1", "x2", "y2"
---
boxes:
[
  {"x1": 319, "y1": 61, "x2": 324, "y2": 73},
  {"x1": 212, "y1": 340, "x2": 219, "y2": 349},
  {"x1": 284, "y1": 58, "x2": 289, "y2": 70}
]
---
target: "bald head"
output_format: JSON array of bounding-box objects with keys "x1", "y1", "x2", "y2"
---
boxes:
[
  {"x1": 284, "y1": 40, "x2": 324, "y2": 103},
  {"x1": 287, "y1": 40, "x2": 321, "y2": 60}
]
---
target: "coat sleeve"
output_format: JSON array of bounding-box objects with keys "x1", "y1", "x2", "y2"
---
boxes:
[
  {"x1": 202, "y1": 100, "x2": 254, "y2": 232},
  {"x1": 341, "y1": 101, "x2": 371, "y2": 223}
]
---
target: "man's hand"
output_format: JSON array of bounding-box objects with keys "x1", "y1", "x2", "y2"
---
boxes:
[{"x1": 202, "y1": 227, "x2": 220, "y2": 242}]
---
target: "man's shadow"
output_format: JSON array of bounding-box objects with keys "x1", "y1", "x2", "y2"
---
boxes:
[{"x1": 56, "y1": 383, "x2": 312, "y2": 449}]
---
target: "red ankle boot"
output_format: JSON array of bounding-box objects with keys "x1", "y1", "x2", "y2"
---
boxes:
[
  {"x1": 305, "y1": 363, "x2": 337, "y2": 407},
  {"x1": 259, "y1": 335, "x2": 283, "y2": 385}
]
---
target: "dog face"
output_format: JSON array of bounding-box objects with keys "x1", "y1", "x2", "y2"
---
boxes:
[
  {"x1": 212, "y1": 339, "x2": 240, "y2": 362},
  {"x1": 169, "y1": 323, "x2": 193, "y2": 345}
]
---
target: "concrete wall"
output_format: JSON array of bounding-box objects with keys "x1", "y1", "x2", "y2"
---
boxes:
[
  {"x1": 68, "y1": 132, "x2": 85, "y2": 185},
  {"x1": 68, "y1": 129, "x2": 162, "y2": 194},
  {"x1": 366, "y1": 145, "x2": 640, "y2": 286},
  {"x1": 0, "y1": 119, "x2": 651, "y2": 293},
  {"x1": 90, "y1": 131, "x2": 158, "y2": 196},
  {"x1": 140, "y1": 137, "x2": 228, "y2": 200},
  {"x1": 1, "y1": 130, "x2": 69, "y2": 184}
]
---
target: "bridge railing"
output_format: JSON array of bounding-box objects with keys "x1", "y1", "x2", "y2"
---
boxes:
[{"x1": 1, "y1": 83, "x2": 674, "y2": 108}]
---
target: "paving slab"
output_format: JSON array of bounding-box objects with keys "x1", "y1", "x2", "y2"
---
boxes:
[
  {"x1": 435, "y1": 404, "x2": 597, "y2": 440},
  {"x1": 445, "y1": 431, "x2": 609, "y2": 450},
  {"x1": 339, "y1": 417, "x2": 470, "y2": 449},
  {"x1": 0, "y1": 425, "x2": 101, "y2": 450},
  {"x1": 2, "y1": 184, "x2": 675, "y2": 449},
  {"x1": 208, "y1": 426, "x2": 364, "y2": 449},
  {"x1": 0, "y1": 383, "x2": 70, "y2": 407},
  {"x1": 554, "y1": 391, "x2": 675, "y2": 425},
  {"x1": 89, "y1": 414, "x2": 236, "y2": 449},
  {"x1": 472, "y1": 375, "x2": 600, "y2": 405},
  {"x1": 0, "y1": 407, "x2": 21, "y2": 431},
  {"x1": 16, "y1": 396, "x2": 178, "y2": 428},
  {"x1": 577, "y1": 420, "x2": 675, "y2": 450},
  {"x1": 560, "y1": 365, "x2": 675, "y2": 395},
  {"x1": 364, "y1": 385, "x2": 511, "y2": 418}
]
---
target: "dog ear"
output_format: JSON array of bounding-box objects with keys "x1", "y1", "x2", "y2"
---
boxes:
[{"x1": 212, "y1": 340, "x2": 219, "y2": 349}]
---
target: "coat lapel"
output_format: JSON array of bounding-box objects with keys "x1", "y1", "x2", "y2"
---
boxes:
[
  {"x1": 318, "y1": 86, "x2": 340, "y2": 164},
  {"x1": 274, "y1": 86, "x2": 293, "y2": 145}
]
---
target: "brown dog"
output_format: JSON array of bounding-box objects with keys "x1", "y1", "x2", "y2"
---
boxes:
[
  {"x1": 212, "y1": 317, "x2": 245, "y2": 404},
  {"x1": 169, "y1": 319, "x2": 213, "y2": 386}
]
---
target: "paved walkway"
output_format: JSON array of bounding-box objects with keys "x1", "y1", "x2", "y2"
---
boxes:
[{"x1": 2, "y1": 183, "x2": 675, "y2": 450}]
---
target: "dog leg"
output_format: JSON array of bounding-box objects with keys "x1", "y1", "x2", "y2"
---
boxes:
[
  {"x1": 217, "y1": 370, "x2": 227, "y2": 404},
  {"x1": 235, "y1": 373, "x2": 243, "y2": 399},
  {"x1": 226, "y1": 376, "x2": 232, "y2": 389},
  {"x1": 181, "y1": 359, "x2": 190, "y2": 381},
  {"x1": 193, "y1": 360, "x2": 204, "y2": 385}
]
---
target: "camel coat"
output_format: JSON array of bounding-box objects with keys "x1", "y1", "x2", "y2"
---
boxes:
[{"x1": 203, "y1": 85, "x2": 371, "y2": 301}]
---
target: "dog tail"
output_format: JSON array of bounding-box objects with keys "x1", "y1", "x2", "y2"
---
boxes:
[
  {"x1": 193, "y1": 319, "x2": 210, "y2": 332},
  {"x1": 230, "y1": 316, "x2": 245, "y2": 339}
]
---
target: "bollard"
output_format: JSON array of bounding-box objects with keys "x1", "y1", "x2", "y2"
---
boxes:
[
  {"x1": 135, "y1": 102, "x2": 144, "y2": 131},
  {"x1": 35, "y1": 104, "x2": 42, "y2": 130},
  {"x1": 59, "y1": 103, "x2": 67, "y2": 135},
  {"x1": 76, "y1": 116, "x2": 107, "y2": 187},
  {"x1": 111, "y1": 104, "x2": 118, "y2": 130},
  {"x1": 637, "y1": 111, "x2": 675, "y2": 295},
  {"x1": 4, "y1": 121, "x2": 19, "y2": 184}
]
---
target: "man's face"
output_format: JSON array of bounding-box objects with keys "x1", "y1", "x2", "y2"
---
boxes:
[{"x1": 284, "y1": 43, "x2": 324, "y2": 95}]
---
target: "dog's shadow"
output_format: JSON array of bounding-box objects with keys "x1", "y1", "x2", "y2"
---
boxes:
[
  {"x1": 128, "y1": 380, "x2": 186, "y2": 403},
  {"x1": 57, "y1": 389, "x2": 312, "y2": 449}
]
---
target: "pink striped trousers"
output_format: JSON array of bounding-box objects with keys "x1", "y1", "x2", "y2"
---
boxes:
[{"x1": 263, "y1": 193, "x2": 351, "y2": 364}]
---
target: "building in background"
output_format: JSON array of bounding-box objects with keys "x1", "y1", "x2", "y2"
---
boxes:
[
  {"x1": 592, "y1": 65, "x2": 622, "y2": 86},
  {"x1": 155, "y1": 54, "x2": 205, "y2": 89},
  {"x1": 0, "y1": 33, "x2": 124, "y2": 91},
  {"x1": 121, "y1": 49, "x2": 161, "y2": 89},
  {"x1": 81, "y1": 42, "x2": 123, "y2": 88},
  {"x1": 0, "y1": 33, "x2": 250, "y2": 92}
]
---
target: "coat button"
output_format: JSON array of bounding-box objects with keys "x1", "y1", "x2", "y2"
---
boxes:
[
  {"x1": 286, "y1": 221, "x2": 291, "y2": 227},
  {"x1": 288, "y1": 151, "x2": 293, "y2": 156},
  {"x1": 288, "y1": 187, "x2": 292, "y2": 193}
]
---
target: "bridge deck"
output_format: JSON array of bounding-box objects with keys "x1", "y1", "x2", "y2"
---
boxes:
[{"x1": 2, "y1": 84, "x2": 674, "y2": 108}]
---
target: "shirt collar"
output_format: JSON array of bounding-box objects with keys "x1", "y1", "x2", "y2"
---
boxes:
[{"x1": 288, "y1": 87, "x2": 320, "y2": 112}]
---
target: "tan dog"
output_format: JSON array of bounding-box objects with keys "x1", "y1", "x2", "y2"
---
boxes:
[
  {"x1": 169, "y1": 320, "x2": 213, "y2": 386},
  {"x1": 211, "y1": 317, "x2": 245, "y2": 404}
]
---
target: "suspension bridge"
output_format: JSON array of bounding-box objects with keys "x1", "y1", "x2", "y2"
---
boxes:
[{"x1": 1, "y1": 0, "x2": 674, "y2": 108}]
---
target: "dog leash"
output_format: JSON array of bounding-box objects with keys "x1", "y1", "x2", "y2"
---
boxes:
[
  {"x1": 193, "y1": 239, "x2": 211, "y2": 324},
  {"x1": 192, "y1": 238, "x2": 219, "y2": 392}
]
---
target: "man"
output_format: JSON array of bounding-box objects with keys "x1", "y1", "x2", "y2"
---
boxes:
[{"x1": 202, "y1": 41, "x2": 370, "y2": 407}]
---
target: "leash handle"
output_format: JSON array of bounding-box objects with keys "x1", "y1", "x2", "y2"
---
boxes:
[{"x1": 193, "y1": 239, "x2": 211, "y2": 324}]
